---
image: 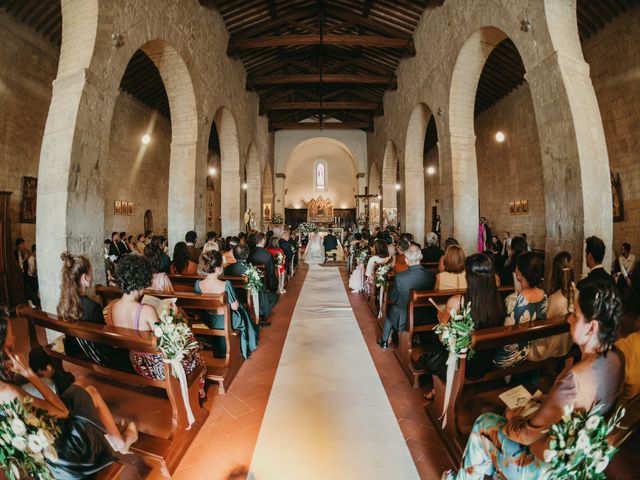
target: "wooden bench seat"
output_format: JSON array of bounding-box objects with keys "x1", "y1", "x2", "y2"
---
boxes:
[
  {"x1": 426, "y1": 314, "x2": 576, "y2": 462},
  {"x1": 95, "y1": 285, "x2": 243, "y2": 394},
  {"x1": 16, "y1": 305, "x2": 208, "y2": 476},
  {"x1": 395, "y1": 286, "x2": 515, "y2": 388}
]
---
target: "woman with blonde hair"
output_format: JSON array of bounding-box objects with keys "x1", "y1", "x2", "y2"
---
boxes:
[{"x1": 435, "y1": 245, "x2": 467, "y2": 290}]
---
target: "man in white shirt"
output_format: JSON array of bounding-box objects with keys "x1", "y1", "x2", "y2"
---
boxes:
[{"x1": 615, "y1": 242, "x2": 635, "y2": 290}]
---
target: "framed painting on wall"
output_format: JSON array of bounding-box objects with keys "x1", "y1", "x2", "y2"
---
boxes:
[
  {"x1": 20, "y1": 176, "x2": 37, "y2": 223},
  {"x1": 521, "y1": 200, "x2": 529, "y2": 215},
  {"x1": 509, "y1": 201, "x2": 516, "y2": 215},
  {"x1": 515, "y1": 200, "x2": 523, "y2": 215},
  {"x1": 114, "y1": 200, "x2": 122, "y2": 215},
  {"x1": 611, "y1": 172, "x2": 624, "y2": 222},
  {"x1": 127, "y1": 202, "x2": 134, "y2": 216}
]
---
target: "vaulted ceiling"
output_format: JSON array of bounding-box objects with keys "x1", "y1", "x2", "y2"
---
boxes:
[{"x1": 1, "y1": 0, "x2": 639, "y2": 133}]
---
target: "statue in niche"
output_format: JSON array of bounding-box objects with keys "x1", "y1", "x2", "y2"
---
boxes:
[{"x1": 244, "y1": 208, "x2": 256, "y2": 232}]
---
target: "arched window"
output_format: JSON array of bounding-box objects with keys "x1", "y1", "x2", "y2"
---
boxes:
[{"x1": 315, "y1": 160, "x2": 326, "y2": 190}]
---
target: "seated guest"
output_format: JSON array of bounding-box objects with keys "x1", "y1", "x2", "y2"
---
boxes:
[
  {"x1": 394, "y1": 239, "x2": 410, "y2": 274},
  {"x1": 350, "y1": 232, "x2": 362, "y2": 247},
  {"x1": 421, "y1": 232, "x2": 443, "y2": 263},
  {"x1": 495, "y1": 252, "x2": 547, "y2": 369},
  {"x1": 435, "y1": 245, "x2": 467, "y2": 291},
  {"x1": 499, "y1": 235, "x2": 528, "y2": 288},
  {"x1": 365, "y1": 239, "x2": 391, "y2": 294},
  {"x1": 57, "y1": 252, "x2": 131, "y2": 372},
  {"x1": 482, "y1": 251, "x2": 502, "y2": 286},
  {"x1": 185, "y1": 230, "x2": 201, "y2": 263},
  {"x1": 249, "y1": 232, "x2": 278, "y2": 292},
  {"x1": 144, "y1": 242, "x2": 174, "y2": 294},
  {"x1": 379, "y1": 245, "x2": 435, "y2": 348},
  {"x1": 615, "y1": 330, "x2": 640, "y2": 405},
  {"x1": 204, "y1": 231, "x2": 219, "y2": 252},
  {"x1": 170, "y1": 241, "x2": 198, "y2": 275},
  {"x1": 222, "y1": 236, "x2": 239, "y2": 266},
  {"x1": 421, "y1": 253, "x2": 504, "y2": 396},
  {"x1": 127, "y1": 235, "x2": 136, "y2": 253},
  {"x1": 614, "y1": 242, "x2": 635, "y2": 293},
  {"x1": 133, "y1": 234, "x2": 146, "y2": 255},
  {"x1": 107, "y1": 255, "x2": 203, "y2": 395},
  {"x1": 0, "y1": 319, "x2": 139, "y2": 476},
  {"x1": 529, "y1": 251, "x2": 574, "y2": 361},
  {"x1": 150, "y1": 235, "x2": 171, "y2": 272},
  {"x1": 577, "y1": 235, "x2": 614, "y2": 290},
  {"x1": 442, "y1": 281, "x2": 624, "y2": 480},
  {"x1": 196, "y1": 251, "x2": 259, "y2": 358},
  {"x1": 225, "y1": 243, "x2": 277, "y2": 324},
  {"x1": 438, "y1": 237, "x2": 460, "y2": 272}
]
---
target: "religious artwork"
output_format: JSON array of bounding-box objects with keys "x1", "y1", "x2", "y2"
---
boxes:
[
  {"x1": 20, "y1": 176, "x2": 37, "y2": 223},
  {"x1": 127, "y1": 202, "x2": 134, "y2": 216},
  {"x1": 611, "y1": 172, "x2": 624, "y2": 222},
  {"x1": 307, "y1": 196, "x2": 333, "y2": 223},
  {"x1": 369, "y1": 202, "x2": 380, "y2": 224},
  {"x1": 244, "y1": 208, "x2": 256, "y2": 231},
  {"x1": 114, "y1": 200, "x2": 122, "y2": 215},
  {"x1": 144, "y1": 210, "x2": 153, "y2": 233},
  {"x1": 515, "y1": 201, "x2": 523, "y2": 215},
  {"x1": 509, "y1": 201, "x2": 516, "y2": 215},
  {"x1": 206, "y1": 187, "x2": 215, "y2": 229},
  {"x1": 382, "y1": 208, "x2": 398, "y2": 228},
  {"x1": 521, "y1": 199, "x2": 529, "y2": 215},
  {"x1": 263, "y1": 203, "x2": 272, "y2": 222}
]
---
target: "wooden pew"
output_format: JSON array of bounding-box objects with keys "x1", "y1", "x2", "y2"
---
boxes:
[
  {"x1": 395, "y1": 286, "x2": 515, "y2": 388},
  {"x1": 95, "y1": 285, "x2": 243, "y2": 395},
  {"x1": 426, "y1": 315, "x2": 576, "y2": 462},
  {"x1": 16, "y1": 305, "x2": 208, "y2": 476}
]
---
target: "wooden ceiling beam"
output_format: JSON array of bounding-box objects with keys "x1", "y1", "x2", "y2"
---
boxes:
[
  {"x1": 271, "y1": 121, "x2": 370, "y2": 130},
  {"x1": 264, "y1": 101, "x2": 379, "y2": 111},
  {"x1": 324, "y1": 5, "x2": 409, "y2": 39},
  {"x1": 248, "y1": 73, "x2": 396, "y2": 88},
  {"x1": 229, "y1": 34, "x2": 413, "y2": 54}
]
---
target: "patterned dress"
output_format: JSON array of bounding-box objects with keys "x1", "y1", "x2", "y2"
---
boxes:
[{"x1": 494, "y1": 292, "x2": 548, "y2": 368}]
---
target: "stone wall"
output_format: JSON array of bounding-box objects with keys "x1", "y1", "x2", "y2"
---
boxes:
[
  {"x1": 582, "y1": 6, "x2": 640, "y2": 256},
  {"x1": 103, "y1": 93, "x2": 171, "y2": 239},
  {"x1": 0, "y1": 13, "x2": 57, "y2": 246},
  {"x1": 475, "y1": 83, "x2": 546, "y2": 250}
]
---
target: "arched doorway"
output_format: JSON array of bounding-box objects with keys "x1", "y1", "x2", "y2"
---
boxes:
[{"x1": 144, "y1": 210, "x2": 153, "y2": 234}]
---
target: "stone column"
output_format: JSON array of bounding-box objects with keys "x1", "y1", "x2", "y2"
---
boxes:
[
  {"x1": 246, "y1": 173, "x2": 262, "y2": 227},
  {"x1": 37, "y1": 71, "x2": 116, "y2": 313},
  {"x1": 221, "y1": 168, "x2": 241, "y2": 236},
  {"x1": 274, "y1": 173, "x2": 286, "y2": 217},
  {"x1": 168, "y1": 140, "x2": 199, "y2": 250},
  {"x1": 404, "y1": 162, "x2": 425, "y2": 244},
  {"x1": 356, "y1": 173, "x2": 366, "y2": 216},
  {"x1": 526, "y1": 52, "x2": 612, "y2": 275}
]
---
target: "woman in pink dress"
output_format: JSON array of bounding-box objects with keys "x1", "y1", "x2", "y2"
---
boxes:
[{"x1": 478, "y1": 217, "x2": 487, "y2": 253}]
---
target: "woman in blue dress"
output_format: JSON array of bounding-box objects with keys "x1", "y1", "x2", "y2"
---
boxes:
[
  {"x1": 195, "y1": 251, "x2": 259, "y2": 359},
  {"x1": 494, "y1": 251, "x2": 548, "y2": 368}
]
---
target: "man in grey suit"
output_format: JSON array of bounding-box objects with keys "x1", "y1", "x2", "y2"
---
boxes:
[{"x1": 379, "y1": 245, "x2": 435, "y2": 348}]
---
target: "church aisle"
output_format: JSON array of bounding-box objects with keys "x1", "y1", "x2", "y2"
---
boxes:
[{"x1": 249, "y1": 265, "x2": 420, "y2": 480}]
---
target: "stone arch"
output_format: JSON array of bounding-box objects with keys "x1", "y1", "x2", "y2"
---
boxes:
[
  {"x1": 381, "y1": 141, "x2": 399, "y2": 226},
  {"x1": 213, "y1": 107, "x2": 242, "y2": 236},
  {"x1": 245, "y1": 142, "x2": 262, "y2": 226},
  {"x1": 404, "y1": 103, "x2": 435, "y2": 242}
]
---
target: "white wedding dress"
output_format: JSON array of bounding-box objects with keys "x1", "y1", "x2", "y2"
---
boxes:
[{"x1": 303, "y1": 232, "x2": 325, "y2": 264}]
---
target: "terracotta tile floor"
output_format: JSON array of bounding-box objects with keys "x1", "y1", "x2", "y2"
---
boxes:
[{"x1": 10, "y1": 263, "x2": 637, "y2": 479}]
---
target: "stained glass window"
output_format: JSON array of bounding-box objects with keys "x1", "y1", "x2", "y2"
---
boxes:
[{"x1": 316, "y1": 162, "x2": 326, "y2": 189}]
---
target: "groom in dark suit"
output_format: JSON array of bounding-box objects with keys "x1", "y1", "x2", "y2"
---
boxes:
[
  {"x1": 279, "y1": 231, "x2": 294, "y2": 273},
  {"x1": 249, "y1": 232, "x2": 278, "y2": 292},
  {"x1": 322, "y1": 229, "x2": 339, "y2": 262},
  {"x1": 379, "y1": 245, "x2": 435, "y2": 348}
]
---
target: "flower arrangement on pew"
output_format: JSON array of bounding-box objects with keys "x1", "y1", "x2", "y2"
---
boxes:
[
  {"x1": 375, "y1": 262, "x2": 393, "y2": 287},
  {"x1": 298, "y1": 221, "x2": 316, "y2": 234},
  {"x1": 433, "y1": 302, "x2": 475, "y2": 428},
  {"x1": 356, "y1": 246, "x2": 369, "y2": 265},
  {"x1": 544, "y1": 404, "x2": 625, "y2": 479},
  {"x1": 275, "y1": 252, "x2": 284, "y2": 268},
  {"x1": 0, "y1": 397, "x2": 61, "y2": 480},
  {"x1": 244, "y1": 264, "x2": 264, "y2": 292},
  {"x1": 155, "y1": 306, "x2": 199, "y2": 426}
]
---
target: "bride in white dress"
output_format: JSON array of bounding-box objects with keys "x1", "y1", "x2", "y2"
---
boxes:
[{"x1": 303, "y1": 231, "x2": 325, "y2": 264}]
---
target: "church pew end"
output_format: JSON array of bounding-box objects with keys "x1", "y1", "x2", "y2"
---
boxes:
[
  {"x1": 426, "y1": 315, "x2": 575, "y2": 462},
  {"x1": 16, "y1": 305, "x2": 208, "y2": 475}
]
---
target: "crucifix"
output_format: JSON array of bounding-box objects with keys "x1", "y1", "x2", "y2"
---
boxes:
[{"x1": 354, "y1": 186, "x2": 378, "y2": 230}]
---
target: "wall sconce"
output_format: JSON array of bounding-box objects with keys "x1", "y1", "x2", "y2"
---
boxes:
[
  {"x1": 395, "y1": 183, "x2": 401, "y2": 191},
  {"x1": 141, "y1": 134, "x2": 151, "y2": 145},
  {"x1": 208, "y1": 167, "x2": 217, "y2": 176},
  {"x1": 520, "y1": 19, "x2": 532, "y2": 32},
  {"x1": 426, "y1": 166, "x2": 436, "y2": 175},
  {"x1": 495, "y1": 131, "x2": 506, "y2": 143},
  {"x1": 437, "y1": 107, "x2": 444, "y2": 116},
  {"x1": 377, "y1": 194, "x2": 382, "y2": 200},
  {"x1": 242, "y1": 183, "x2": 248, "y2": 190}
]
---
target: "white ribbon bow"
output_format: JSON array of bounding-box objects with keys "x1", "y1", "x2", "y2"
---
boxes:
[
  {"x1": 165, "y1": 357, "x2": 195, "y2": 428},
  {"x1": 439, "y1": 338, "x2": 466, "y2": 429},
  {"x1": 251, "y1": 288, "x2": 260, "y2": 323}
]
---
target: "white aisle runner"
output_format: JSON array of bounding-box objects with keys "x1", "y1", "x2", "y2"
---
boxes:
[{"x1": 249, "y1": 265, "x2": 419, "y2": 480}]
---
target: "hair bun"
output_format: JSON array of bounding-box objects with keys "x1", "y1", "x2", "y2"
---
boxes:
[{"x1": 60, "y1": 251, "x2": 74, "y2": 265}]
